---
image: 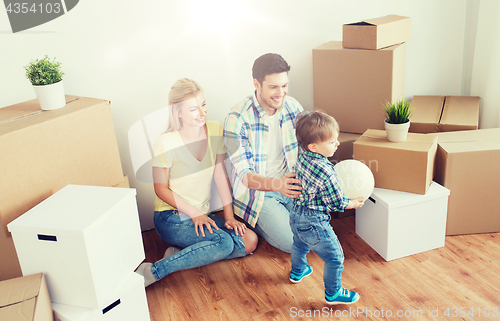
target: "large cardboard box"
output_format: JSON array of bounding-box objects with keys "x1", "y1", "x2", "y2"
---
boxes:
[
  {"x1": 356, "y1": 182, "x2": 449, "y2": 261},
  {"x1": 8, "y1": 185, "x2": 145, "y2": 309},
  {"x1": 0, "y1": 273, "x2": 53, "y2": 321},
  {"x1": 353, "y1": 129, "x2": 438, "y2": 194},
  {"x1": 409, "y1": 95, "x2": 480, "y2": 133},
  {"x1": 313, "y1": 41, "x2": 406, "y2": 134},
  {"x1": 0, "y1": 96, "x2": 124, "y2": 237},
  {"x1": 52, "y1": 273, "x2": 150, "y2": 321},
  {"x1": 343, "y1": 15, "x2": 411, "y2": 50},
  {"x1": 434, "y1": 128, "x2": 500, "y2": 235}
]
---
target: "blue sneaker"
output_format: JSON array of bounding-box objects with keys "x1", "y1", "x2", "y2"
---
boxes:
[
  {"x1": 325, "y1": 288, "x2": 360, "y2": 305},
  {"x1": 289, "y1": 265, "x2": 313, "y2": 283}
]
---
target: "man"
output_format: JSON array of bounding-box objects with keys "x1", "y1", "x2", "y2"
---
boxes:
[{"x1": 224, "y1": 53, "x2": 304, "y2": 253}]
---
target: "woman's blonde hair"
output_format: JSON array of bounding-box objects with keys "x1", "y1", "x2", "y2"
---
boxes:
[{"x1": 166, "y1": 78, "x2": 203, "y2": 132}]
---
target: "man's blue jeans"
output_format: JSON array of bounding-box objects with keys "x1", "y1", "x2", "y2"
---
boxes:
[
  {"x1": 290, "y1": 204, "x2": 344, "y2": 293},
  {"x1": 151, "y1": 210, "x2": 248, "y2": 281},
  {"x1": 253, "y1": 191, "x2": 294, "y2": 253}
]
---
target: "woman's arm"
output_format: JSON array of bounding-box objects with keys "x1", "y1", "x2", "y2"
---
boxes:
[
  {"x1": 153, "y1": 166, "x2": 218, "y2": 237},
  {"x1": 213, "y1": 153, "x2": 246, "y2": 236}
]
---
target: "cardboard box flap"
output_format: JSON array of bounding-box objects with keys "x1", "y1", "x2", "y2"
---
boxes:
[
  {"x1": 364, "y1": 14, "x2": 410, "y2": 26},
  {"x1": 436, "y1": 128, "x2": 500, "y2": 153},
  {"x1": 355, "y1": 129, "x2": 438, "y2": 151},
  {"x1": 0, "y1": 273, "x2": 42, "y2": 307},
  {"x1": 441, "y1": 96, "x2": 479, "y2": 126},
  {"x1": 410, "y1": 96, "x2": 444, "y2": 124},
  {"x1": 369, "y1": 182, "x2": 450, "y2": 210}
]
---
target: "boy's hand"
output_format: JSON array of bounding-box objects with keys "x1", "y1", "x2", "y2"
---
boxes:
[
  {"x1": 277, "y1": 173, "x2": 302, "y2": 198},
  {"x1": 347, "y1": 197, "x2": 365, "y2": 209}
]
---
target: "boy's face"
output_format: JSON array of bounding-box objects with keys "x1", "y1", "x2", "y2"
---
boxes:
[{"x1": 310, "y1": 133, "x2": 340, "y2": 158}]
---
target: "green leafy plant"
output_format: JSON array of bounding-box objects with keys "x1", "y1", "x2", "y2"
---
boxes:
[
  {"x1": 24, "y1": 55, "x2": 64, "y2": 86},
  {"x1": 383, "y1": 99, "x2": 412, "y2": 124}
]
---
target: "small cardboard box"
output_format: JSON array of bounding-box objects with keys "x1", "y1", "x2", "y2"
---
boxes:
[
  {"x1": 0, "y1": 273, "x2": 53, "y2": 321},
  {"x1": 353, "y1": 129, "x2": 438, "y2": 194},
  {"x1": 356, "y1": 182, "x2": 449, "y2": 261},
  {"x1": 313, "y1": 41, "x2": 406, "y2": 134},
  {"x1": 52, "y1": 273, "x2": 150, "y2": 321},
  {"x1": 434, "y1": 128, "x2": 500, "y2": 235},
  {"x1": 8, "y1": 185, "x2": 145, "y2": 309},
  {"x1": 0, "y1": 96, "x2": 124, "y2": 237},
  {"x1": 343, "y1": 15, "x2": 411, "y2": 50},
  {"x1": 409, "y1": 95, "x2": 480, "y2": 133}
]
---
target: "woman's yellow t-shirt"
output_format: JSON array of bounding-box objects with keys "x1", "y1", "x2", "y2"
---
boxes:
[{"x1": 151, "y1": 121, "x2": 227, "y2": 214}]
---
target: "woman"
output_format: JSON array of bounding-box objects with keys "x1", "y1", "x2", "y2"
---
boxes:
[{"x1": 136, "y1": 78, "x2": 258, "y2": 287}]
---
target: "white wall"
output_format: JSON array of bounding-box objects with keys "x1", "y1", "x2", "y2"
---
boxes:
[{"x1": 0, "y1": 0, "x2": 469, "y2": 230}]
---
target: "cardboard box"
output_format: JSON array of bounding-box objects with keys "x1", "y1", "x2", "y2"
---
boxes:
[
  {"x1": 8, "y1": 185, "x2": 145, "y2": 309},
  {"x1": 356, "y1": 182, "x2": 449, "y2": 261},
  {"x1": 0, "y1": 174, "x2": 130, "y2": 282},
  {"x1": 409, "y1": 95, "x2": 480, "y2": 133},
  {"x1": 343, "y1": 15, "x2": 411, "y2": 50},
  {"x1": 52, "y1": 273, "x2": 150, "y2": 321},
  {"x1": 0, "y1": 96, "x2": 124, "y2": 237},
  {"x1": 313, "y1": 41, "x2": 406, "y2": 134},
  {"x1": 353, "y1": 129, "x2": 438, "y2": 194},
  {"x1": 0, "y1": 273, "x2": 53, "y2": 321},
  {"x1": 434, "y1": 128, "x2": 500, "y2": 235}
]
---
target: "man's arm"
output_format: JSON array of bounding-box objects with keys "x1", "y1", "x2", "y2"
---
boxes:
[{"x1": 243, "y1": 172, "x2": 302, "y2": 198}]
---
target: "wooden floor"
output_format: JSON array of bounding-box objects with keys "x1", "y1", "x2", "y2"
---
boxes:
[{"x1": 141, "y1": 215, "x2": 500, "y2": 321}]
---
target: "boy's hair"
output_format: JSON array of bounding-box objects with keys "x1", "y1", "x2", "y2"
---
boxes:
[
  {"x1": 295, "y1": 110, "x2": 339, "y2": 152},
  {"x1": 252, "y1": 53, "x2": 291, "y2": 85}
]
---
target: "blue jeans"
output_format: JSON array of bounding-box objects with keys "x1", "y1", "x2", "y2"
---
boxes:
[
  {"x1": 290, "y1": 204, "x2": 344, "y2": 293},
  {"x1": 151, "y1": 210, "x2": 248, "y2": 281},
  {"x1": 253, "y1": 191, "x2": 294, "y2": 253}
]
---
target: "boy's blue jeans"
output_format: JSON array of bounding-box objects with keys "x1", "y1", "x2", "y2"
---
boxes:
[
  {"x1": 151, "y1": 210, "x2": 248, "y2": 281},
  {"x1": 290, "y1": 204, "x2": 344, "y2": 294}
]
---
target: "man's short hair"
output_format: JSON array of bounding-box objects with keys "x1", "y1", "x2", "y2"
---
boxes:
[
  {"x1": 295, "y1": 110, "x2": 339, "y2": 152},
  {"x1": 252, "y1": 53, "x2": 291, "y2": 85}
]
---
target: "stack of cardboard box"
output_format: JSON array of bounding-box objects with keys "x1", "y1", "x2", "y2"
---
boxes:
[
  {"x1": 0, "y1": 96, "x2": 128, "y2": 281},
  {"x1": 8, "y1": 184, "x2": 149, "y2": 321}
]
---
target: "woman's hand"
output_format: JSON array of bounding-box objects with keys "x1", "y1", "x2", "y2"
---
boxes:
[
  {"x1": 224, "y1": 218, "x2": 247, "y2": 236},
  {"x1": 191, "y1": 214, "x2": 219, "y2": 237}
]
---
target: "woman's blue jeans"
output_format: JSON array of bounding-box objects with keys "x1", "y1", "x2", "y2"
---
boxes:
[
  {"x1": 151, "y1": 210, "x2": 248, "y2": 281},
  {"x1": 290, "y1": 204, "x2": 344, "y2": 293}
]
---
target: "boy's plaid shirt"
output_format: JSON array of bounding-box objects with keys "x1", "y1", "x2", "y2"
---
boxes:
[
  {"x1": 223, "y1": 93, "x2": 303, "y2": 227},
  {"x1": 294, "y1": 150, "x2": 349, "y2": 212}
]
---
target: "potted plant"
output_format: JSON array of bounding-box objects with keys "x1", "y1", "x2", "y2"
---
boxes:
[
  {"x1": 24, "y1": 55, "x2": 66, "y2": 110},
  {"x1": 383, "y1": 99, "x2": 412, "y2": 142}
]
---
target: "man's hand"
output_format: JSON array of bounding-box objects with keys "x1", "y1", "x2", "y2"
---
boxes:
[{"x1": 276, "y1": 173, "x2": 302, "y2": 198}]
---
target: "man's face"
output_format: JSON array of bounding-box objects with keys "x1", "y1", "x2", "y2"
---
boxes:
[{"x1": 254, "y1": 72, "x2": 289, "y2": 115}]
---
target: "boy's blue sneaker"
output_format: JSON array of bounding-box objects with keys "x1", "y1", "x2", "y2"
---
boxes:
[
  {"x1": 325, "y1": 288, "x2": 360, "y2": 305},
  {"x1": 289, "y1": 265, "x2": 313, "y2": 283}
]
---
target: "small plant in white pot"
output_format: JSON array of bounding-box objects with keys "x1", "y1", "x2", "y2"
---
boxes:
[
  {"x1": 383, "y1": 99, "x2": 412, "y2": 142},
  {"x1": 24, "y1": 55, "x2": 66, "y2": 110}
]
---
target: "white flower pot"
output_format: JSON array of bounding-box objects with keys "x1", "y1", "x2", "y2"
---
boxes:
[
  {"x1": 384, "y1": 120, "x2": 410, "y2": 142},
  {"x1": 32, "y1": 80, "x2": 66, "y2": 111}
]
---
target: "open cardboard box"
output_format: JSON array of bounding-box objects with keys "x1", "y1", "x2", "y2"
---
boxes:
[
  {"x1": 409, "y1": 95, "x2": 479, "y2": 133},
  {"x1": 0, "y1": 273, "x2": 53, "y2": 321},
  {"x1": 353, "y1": 129, "x2": 438, "y2": 195},
  {"x1": 313, "y1": 41, "x2": 406, "y2": 134},
  {"x1": 343, "y1": 15, "x2": 411, "y2": 50},
  {"x1": 435, "y1": 128, "x2": 500, "y2": 235}
]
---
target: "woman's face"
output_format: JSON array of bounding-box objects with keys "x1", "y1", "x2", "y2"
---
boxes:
[{"x1": 177, "y1": 92, "x2": 207, "y2": 129}]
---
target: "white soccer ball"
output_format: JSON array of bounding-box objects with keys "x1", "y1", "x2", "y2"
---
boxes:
[{"x1": 333, "y1": 160, "x2": 375, "y2": 200}]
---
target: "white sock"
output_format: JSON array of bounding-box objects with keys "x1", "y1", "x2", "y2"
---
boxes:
[
  {"x1": 163, "y1": 246, "x2": 180, "y2": 259},
  {"x1": 135, "y1": 262, "x2": 156, "y2": 287}
]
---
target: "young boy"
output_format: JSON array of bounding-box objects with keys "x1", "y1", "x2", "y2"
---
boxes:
[{"x1": 290, "y1": 110, "x2": 364, "y2": 305}]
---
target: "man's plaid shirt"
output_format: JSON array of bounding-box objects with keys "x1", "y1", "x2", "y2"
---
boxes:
[
  {"x1": 223, "y1": 93, "x2": 303, "y2": 227},
  {"x1": 294, "y1": 150, "x2": 349, "y2": 212}
]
